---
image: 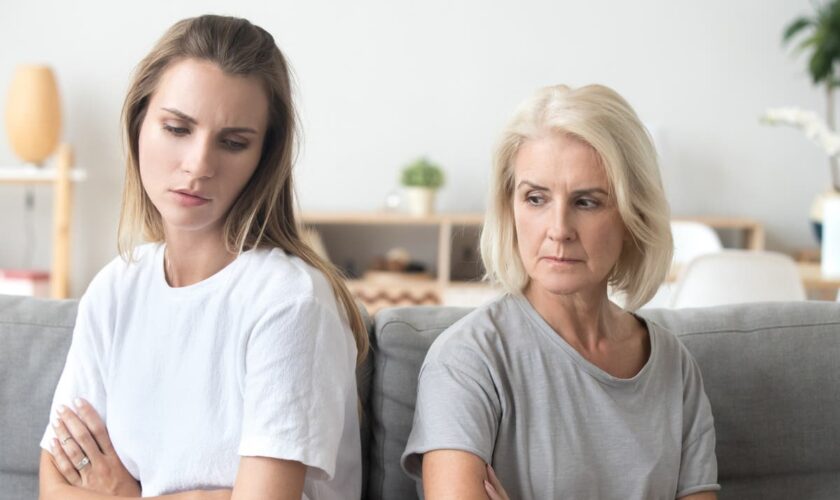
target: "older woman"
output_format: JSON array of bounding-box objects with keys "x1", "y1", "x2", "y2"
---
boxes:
[{"x1": 401, "y1": 84, "x2": 719, "y2": 499}]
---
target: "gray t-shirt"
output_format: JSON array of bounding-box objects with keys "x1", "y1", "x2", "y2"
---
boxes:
[{"x1": 402, "y1": 294, "x2": 719, "y2": 499}]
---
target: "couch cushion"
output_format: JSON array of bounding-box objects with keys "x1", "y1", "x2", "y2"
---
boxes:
[
  {"x1": 356, "y1": 304, "x2": 374, "y2": 500},
  {"x1": 365, "y1": 306, "x2": 470, "y2": 499},
  {"x1": 639, "y1": 302, "x2": 840, "y2": 499},
  {"x1": 367, "y1": 301, "x2": 840, "y2": 500},
  {"x1": 0, "y1": 295, "x2": 77, "y2": 500}
]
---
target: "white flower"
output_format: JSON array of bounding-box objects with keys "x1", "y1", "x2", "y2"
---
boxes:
[{"x1": 762, "y1": 106, "x2": 840, "y2": 156}]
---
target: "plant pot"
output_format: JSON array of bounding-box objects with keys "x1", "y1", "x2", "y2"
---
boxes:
[
  {"x1": 404, "y1": 187, "x2": 437, "y2": 216},
  {"x1": 809, "y1": 189, "x2": 840, "y2": 242},
  {"x1": 821, "y1": 192, "x2": 840, "y2": 277}
]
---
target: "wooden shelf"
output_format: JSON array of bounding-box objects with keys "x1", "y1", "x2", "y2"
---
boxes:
[
  {"x1": 0, "y1": 166, "x2": 87, "y2": 183},
  {"x1": 303, "y1": 211, "x2": 485, "y2": 312},
  {"x1": 0, "y1": 144, "x2": 81, "y2": 298},
  {"x1": 301, "y1": 211, "x2": 483, "y2": 226},
  {"x1": 797, "y1": 262, "x2": 840, "y2": 300}
]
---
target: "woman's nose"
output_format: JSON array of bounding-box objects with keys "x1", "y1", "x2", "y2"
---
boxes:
[
  {"x1": 546, "y1": 205, "x2": 576, "y2": 242},
  {"x1": 181, "y1": 137, "x2": 215, "y2": 179}
]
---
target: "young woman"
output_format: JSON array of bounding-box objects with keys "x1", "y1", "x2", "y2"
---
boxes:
[
  {"x1": 39, "y1": 15, "x2": 367, "y2": 500},
  {"x1": 402, "y1": 84, "x2": 719, "y2": 499}
]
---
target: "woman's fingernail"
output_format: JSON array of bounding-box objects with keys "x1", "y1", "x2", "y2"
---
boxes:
[
  {"x1": 52, "y1": 417, "x2": 60, "y2": 428},
  {"x1": 58, "y1": 405, "x2": 68, "y2": 414},
  {"x1": 73, "y1": 397, "x2": 83, "y2": 408}
]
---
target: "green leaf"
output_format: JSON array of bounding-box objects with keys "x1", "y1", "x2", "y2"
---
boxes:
[
  {"x1": 784, "y1": 1, "x2": 840, "y2": 85},
  {"x1": 810, "y1": 47, "x2": 832, "y2": 83},
  {"x1": 797, "y1": 33, "x2": 818, "y2": 52},
  {"x1": 783, "y1": 17, "x2": 813, "y2": 44}
]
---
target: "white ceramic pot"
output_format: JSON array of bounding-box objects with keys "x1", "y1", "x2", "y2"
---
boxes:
[
  {"x1": 821, "y1": 193, "x2": 840, "y2": 278},
  {"x1": 405, "y1": 187, "x2": 437, "y2": 216},
  {"x1": 809, "y1": 189, "x2": 840, "y2": 242}
]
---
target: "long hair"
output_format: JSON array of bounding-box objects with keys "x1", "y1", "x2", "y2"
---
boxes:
[
  {"x1": 481, "y1": 84, "x2": 673, "y2": 311},
  {"x1": 118, "y1": 15, "x2": 368, "y2": 364}
]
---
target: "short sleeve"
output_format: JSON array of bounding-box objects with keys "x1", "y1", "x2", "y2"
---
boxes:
[
  {"x1": 676, "y1": 351, "x2": 721, "y2": 498},
  {"x1": 238, "y1": 297, "x2": 355, "y2": 481},
  {"x1": 39, "y1": 271, "x2": 113, "y2": 451},
  {"x1": 401, "y1": 342, "x2": 501, "y2": 481}
]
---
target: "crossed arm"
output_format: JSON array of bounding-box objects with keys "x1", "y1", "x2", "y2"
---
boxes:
[
  {"x1": 421, "y1": 450, "x2": 718, "y2": 500},
  {"x1": 38, "y1": 399, "x2": 305, "y2": 500}
]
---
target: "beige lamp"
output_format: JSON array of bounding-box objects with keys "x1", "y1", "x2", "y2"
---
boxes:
[{"x1": 5, "y1": 64, "x2": 62, "y2": 165}]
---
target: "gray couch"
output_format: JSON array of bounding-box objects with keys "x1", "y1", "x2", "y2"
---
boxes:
[{"x1": 2, "y1": 294, "x2": 839, "y2": 499}]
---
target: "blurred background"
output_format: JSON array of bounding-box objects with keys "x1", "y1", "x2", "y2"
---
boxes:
[{"x1": 0, "y1": 0, "x2": 830, "y2": 298}]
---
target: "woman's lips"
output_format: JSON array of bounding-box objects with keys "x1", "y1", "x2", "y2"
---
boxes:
[
  {"x1": 171, "y1": 190, "x2": 210, "y2": 207},
  {"x1": 541, "y1": 256, "x2": 583, "y2": 265}
]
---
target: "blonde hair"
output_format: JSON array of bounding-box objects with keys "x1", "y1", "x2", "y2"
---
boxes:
[
  {"x1": 118, "y1": 15, "x2": 368, "y2": 364},
  {"x1": 480, "y1": 84, "x2": 673, "y2": 311}
]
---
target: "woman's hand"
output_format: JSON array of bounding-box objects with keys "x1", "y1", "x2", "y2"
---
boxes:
[
  {"x1": 49, "y1": 398, "x2": 141, "y2": 497},
  {"x1": 484, "y1": 464, "x2": 510, "y2": 500}
]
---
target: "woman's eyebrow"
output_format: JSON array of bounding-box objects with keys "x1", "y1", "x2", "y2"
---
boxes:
[
  {"x1": 222, "y1": 127, "x2": 258, "y2": 135},
  {"x1": 161, "y1": 107, "x2": 197, "y2": 124},
  {"x1": 516, "y1": 181, "x2": 608, "y2": 197},
  {"x1": 161, "y1": 107, "x2": 258, "y2": 134},
  {"x1": 516, "y1": 180, "x2": 548, "y2": 191},
  {"x1": 571, "y1": 188, "x2": 609, "y2": 196}
]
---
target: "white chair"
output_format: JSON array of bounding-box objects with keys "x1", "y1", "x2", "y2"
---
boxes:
[
  {"x1": 670, "y1": 250, "x2": 806, "y2": 308},
  {"x1": 671, "y1": 221, "x2": 724, "y2": 266},
  {"x1": 640, "y1": 221, "x2": 724, "y2": 309}
]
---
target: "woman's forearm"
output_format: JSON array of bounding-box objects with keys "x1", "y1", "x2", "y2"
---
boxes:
[
  {"x1": 41, "y1": 483, "x2": 231, "y2": 500},
  {"x1": 40, "y1": 452, "x2": 231, "y2": 500}
]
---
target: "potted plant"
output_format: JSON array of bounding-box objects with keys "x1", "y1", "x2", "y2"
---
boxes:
[
  {"x1": 763, "y1": 0, "x2": 840, "y2": 242},
  {"x1": 783, "y1": 0, "x2": 840, "y2": 191},
  {"x1": 401, "y1": 157, "x2": 444, "y2": 216}
]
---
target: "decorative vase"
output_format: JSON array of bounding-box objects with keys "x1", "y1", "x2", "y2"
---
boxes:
[
  {"x1": 821, "y1": 193, "x2": 840, "y2": 277},
  {"x1": 809, "y1": 189, "x2": 840, "y2": 242},
  {"x1": 5, "y1": 65, "x2": 62, "y2": 165},
  {"x1": 404, "y1": 187, "x2": 436, "y2": 216}
]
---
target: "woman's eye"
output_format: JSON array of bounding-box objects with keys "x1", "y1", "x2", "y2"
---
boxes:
[
  {"x1": 222, "y1": 139, "x2": 248, "y2": 151},
  {"x1": 163, "y1": 124, "x2": 189, "y2": 136},
  {"x1": 576, "y1": 198, "x2": 600, "y2": 209},
  {"x1": 525, "y1": 194, "x2": 545, "y2": 206}
]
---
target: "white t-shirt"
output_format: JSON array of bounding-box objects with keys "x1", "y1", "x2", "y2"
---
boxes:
[{"x1": 41, "y1": 243, "x2": 361, "y2": 498}]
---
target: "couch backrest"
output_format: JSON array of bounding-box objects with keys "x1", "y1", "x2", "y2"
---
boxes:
[
  {"x1": 641, "y1": 303, "x2": 840, "y2": 499},
  {"x1": 365, "y1": 301, "x2": 840, "y2": 500},
  {"x1": 363, "y1": 306, "x2": 471, "y2": 499},
  {"x1": 5, "y1": 295, "x2": 839, "y2": 500},
  {"x1": 0, "y1": 295, "x2": 77, "y2": 500}
]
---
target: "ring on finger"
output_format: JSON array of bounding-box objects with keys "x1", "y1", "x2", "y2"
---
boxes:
[{"x1": 75, "y1": 456, "x2": 90, "y2": 471}]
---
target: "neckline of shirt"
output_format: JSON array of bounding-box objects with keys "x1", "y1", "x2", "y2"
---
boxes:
[
  {"x1": 510, "y1": 293, "x2": 657, "y2": 387},
  {"x1": 153, "y1": 243, "x2": 248, "y2": 298}
]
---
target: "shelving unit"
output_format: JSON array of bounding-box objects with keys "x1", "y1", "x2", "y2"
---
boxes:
[
  {"x1": 302, "y1": 212, "x2": 488, "y2": 311},
  {"x1": 0, "y1": 144, "x2": 86, "y2": 298}
]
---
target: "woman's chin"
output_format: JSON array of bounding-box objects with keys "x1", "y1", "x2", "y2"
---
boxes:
[
  {"x1": 528, "y1": 278, "x2": 606, "y2": 300},
  {"x1": 160, "y1": 216, "x2": 222, "y2": 236}
]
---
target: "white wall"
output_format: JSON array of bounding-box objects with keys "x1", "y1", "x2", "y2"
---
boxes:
[{"x1": 0, "y1": 0, "x2": 828, "y2": 296}]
